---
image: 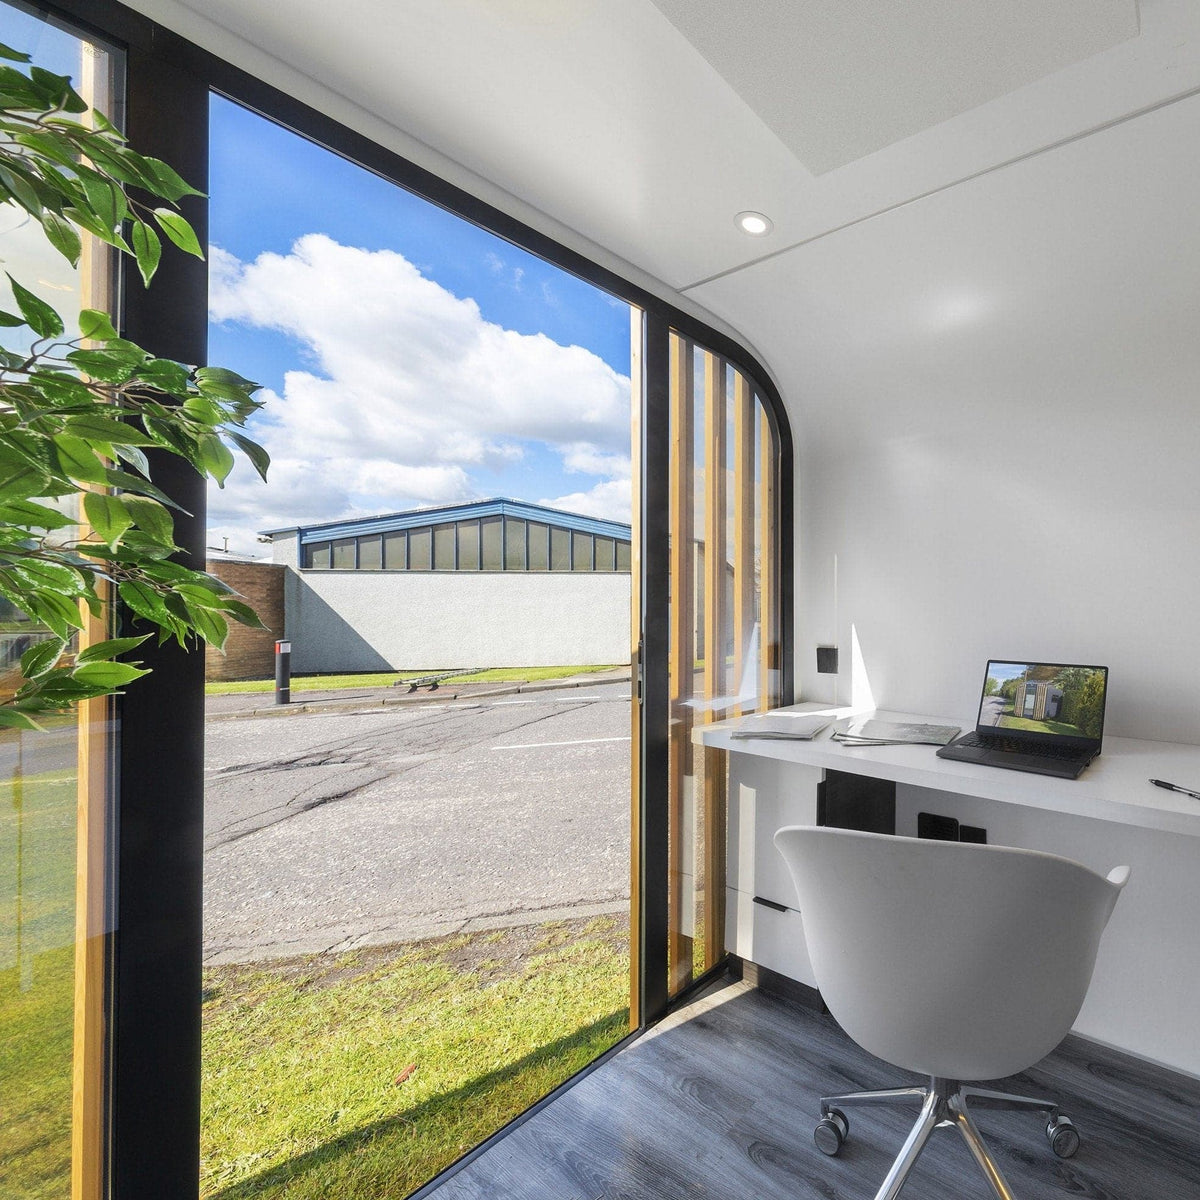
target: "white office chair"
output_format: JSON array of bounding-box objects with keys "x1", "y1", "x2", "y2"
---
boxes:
[{"x1": 773, "y1": 826, "x2": 1130, "y2": 1200}]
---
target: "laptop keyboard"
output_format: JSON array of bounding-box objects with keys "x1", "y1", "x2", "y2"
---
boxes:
[{"x1": 956, "y1": 732, "x2": 1084, "y2": 761}]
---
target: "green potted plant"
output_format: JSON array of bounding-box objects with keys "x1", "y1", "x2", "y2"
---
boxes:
[{"x1": 0, "y1": 41, "x2": 269, "y2": 728}]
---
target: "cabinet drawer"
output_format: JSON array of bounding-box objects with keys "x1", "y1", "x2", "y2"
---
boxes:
[
  {"x1": 725, "y1": 887, "x2": 817, "y2": 989},
  {"x1": 727, "y1": 760, "x2": 821, "y2": 908}
]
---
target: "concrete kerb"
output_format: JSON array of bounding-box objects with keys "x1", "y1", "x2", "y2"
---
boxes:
[{"x1": 205, "y1": 670, "x2": 630, "y2": 721}]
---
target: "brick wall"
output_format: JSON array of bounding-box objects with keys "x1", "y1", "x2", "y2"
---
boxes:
[{"x1": 204, "y1": 559, "x2": 286, "y2": 682}]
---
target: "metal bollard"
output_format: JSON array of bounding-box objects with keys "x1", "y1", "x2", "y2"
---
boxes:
[{"x1": 275, "y1": 639, "x2": 291, "y2": 705}]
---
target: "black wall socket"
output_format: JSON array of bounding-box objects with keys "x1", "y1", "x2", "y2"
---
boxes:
[
  {"x1": 918, "y1": 811, "x2": 959, "y2": 841},
  {"x1": 816, "y1": 645, "x2": 839, "y2": 674}
]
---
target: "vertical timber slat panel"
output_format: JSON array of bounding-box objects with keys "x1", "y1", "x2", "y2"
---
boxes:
[
  {"x1": 732, "y1": 372, "x2": 756, "y2": 716},
  {"x1": 667, "y1": 334, "x2": 694, "y2": 993},
  {"x1": 759, "y1": 406, "x2": 779, "y2": 709},
  {"x1": 701, "y1": 353, "x2": 727, "y2": 972},
  {"x1": 72, "y1": 45, "x2": 116, "y2": 1200},
  {"x1": 628, "y1": 307, "x2": 643, "y2": 1029}
]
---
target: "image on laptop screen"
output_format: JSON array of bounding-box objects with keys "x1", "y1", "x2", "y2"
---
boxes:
[{"x1": 979, "y1": 662, "x2": 1108, "y2": 740}]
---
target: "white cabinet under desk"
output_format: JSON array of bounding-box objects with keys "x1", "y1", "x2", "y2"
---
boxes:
[{"x1": 696, "y1": 704, "x2": 1200, "y2": 1077}]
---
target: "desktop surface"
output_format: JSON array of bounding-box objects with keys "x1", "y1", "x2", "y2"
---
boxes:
[{"x1": 695, "y1": 704, "x2": 1200, "y2": 838}]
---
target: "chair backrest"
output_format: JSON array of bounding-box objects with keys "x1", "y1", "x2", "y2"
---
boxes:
[{"x1": 774, "y1": 826, "x2": 1129, "y2": 1081}]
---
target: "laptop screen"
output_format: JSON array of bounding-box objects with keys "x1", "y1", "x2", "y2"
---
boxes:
[{"x1": 977, "y1": 661, "x2": 1108, "y2": 745}]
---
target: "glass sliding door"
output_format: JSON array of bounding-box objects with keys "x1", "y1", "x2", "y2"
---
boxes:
[
  {"x1": 201, "y1": 93, "x2": 635, "y2": 1200},
  {"x1": 666, "y1": 330, "x2": 781, "y2": 996},
  {"x1": 0, "y1": 9, "x2": 122, "y2": 1199}
]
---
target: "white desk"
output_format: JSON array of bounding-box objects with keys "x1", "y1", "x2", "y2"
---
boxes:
[
  {"x1": 696, "y1": 703, "x2": 1200, "y2": 838},
  {"x1": 695, "y1": 704, "x2": 1200, "y2": 1075}
]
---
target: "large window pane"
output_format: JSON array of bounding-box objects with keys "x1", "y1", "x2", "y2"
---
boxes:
[
  {"x1": 594, "y1": 536, "x2": 615, "y2": 572},
  {"x1": 384, "y1": 531, "x2": 407, "y2": 569},
  {"x1": 331, "y1": 538, "x2": 356, "y2": 568},
  {"x1": 550, "y1": 526, "x2": 570, "y2": 571},
  {"x1": 204, "y1": 92, "x2": 635, "y2": 1200},
  {"x1": 481, "y1": 517, "x2": 502, "y2": 570},
  {"x1": 409, "y1": 527, "x2": 432, "y2": 570},
  {"x1": 359, "y1": 535, "x2": 383, "y2": 570},
  {"x1": 616, "y1": 541, "x2": 631, "y2": 573},
  {"x1": 504, "y1": 518, "x2": 526, "y2": 570},
  {"x1": 0, "y1": 13, "x2": 121, "y2": 1198},
  {"x1": 572, "y1": 532, "x2": 594, "y2": 571},
  {"x1": 457, "y1": 520, "x2": 480, "y2": 570},
  {"x1": 527, "y1": 523, "x2": 549, "y2": 571},
  {"x1": 433, "y1": 523, "x2": 456, "y2": 570},
  {"x1": 308, "y1": 542, "x2": 332, "y2": 569}
]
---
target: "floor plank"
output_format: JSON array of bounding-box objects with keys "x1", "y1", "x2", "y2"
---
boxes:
[{"x1": 429, "y1": 978, "x2": 1200, "y2": 1199}]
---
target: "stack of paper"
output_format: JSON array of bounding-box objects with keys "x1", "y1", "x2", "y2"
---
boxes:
[
  {"x1": 730, "y1": 712, "x2": 832, "y2": 741},
  {"x1": 831, "y1": 718, "x2": 960, "y2": 746}
]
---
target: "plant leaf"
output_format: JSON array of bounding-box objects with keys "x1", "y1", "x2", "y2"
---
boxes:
[
  {"x1": 72, "y1": 660, "x2": 150, "y2": 688},
  {"x1": 79, "y1": 308, "x2": 119, "y2": 341},
  {"x1": 0, "y1": 498, "x2": 74, "y2": 530},
  {"x1": 21, "y1": 637, "x2": 66, "y2": 678},
  {"x1": 228, "y1": 431, "x2": 271, "y2": 482},
  {"x1": 84, "y1": 490, "x2": 134, "y2": 547},
  {"x1": 152, "y1": 207, "x2": 203, "y2": 258},
  {"x1": 40, "y1": 210, "x2": 81, "y2": 266},
  {"x1": 54, "y1": 435, "x2": 109, "y2": 484},
  {"x1": 119, "y1": 494, "x2": 175, "y2": 546},
  {"x1": 130, "y1": 219, "x2": 161, "y2": 287},
  {"x1": 0, "y1": 707, "x2": 44, "y2": 731},
  {"x1": 76, "y1": 634, "x2": 150, "y2": 664},
  {"x1": 6, "y1": 273, "x2": 64, "y2": 338},
  {"x1": 141, "y1": 156, "x2": 204, "y2": 202}
]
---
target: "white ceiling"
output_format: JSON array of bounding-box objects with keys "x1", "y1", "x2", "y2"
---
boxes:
[
  {"x1": 651, "y1": 0, "x2": 1139, "y2": 174},
  {"x1": 130, "y1": 0, "x2": 1200, "y2": 409}
]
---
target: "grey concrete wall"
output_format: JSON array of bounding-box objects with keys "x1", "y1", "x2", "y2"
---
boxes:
[{"x1": 284, "y1": 569, "x2": 631, "y2": 672}]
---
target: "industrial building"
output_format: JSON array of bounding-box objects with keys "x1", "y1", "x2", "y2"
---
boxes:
[{"x1": 262, "y1": 499, "x2": 633, "y2": 672}]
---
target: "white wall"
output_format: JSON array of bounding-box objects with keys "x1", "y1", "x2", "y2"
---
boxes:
[
  {"x1": 687, "y1": 87, "x2": 1200, "y2": 1074},
  {"x1": 283, "y1": 569, "x2": 631, "y2": 673},
  {"x1": 694, "y1": 91, "x2": 1200, "y2": 745}
]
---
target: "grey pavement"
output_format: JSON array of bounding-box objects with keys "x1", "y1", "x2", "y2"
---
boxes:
[
  {"x1": 202, "y1": 680, "x2": 632, "y2": 963},
  {"x1": 979, "y1": 695, "x2": 1006, "y2": 726}
]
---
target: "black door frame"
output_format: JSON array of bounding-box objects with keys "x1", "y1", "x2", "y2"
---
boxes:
[{"x1": 26, "y1": 2, "x2": 794, "y2": 1195}]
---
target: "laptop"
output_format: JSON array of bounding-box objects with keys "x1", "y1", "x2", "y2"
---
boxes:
[{"x1": 937, "y1": 660, "x2": 1108, "y2": 779}]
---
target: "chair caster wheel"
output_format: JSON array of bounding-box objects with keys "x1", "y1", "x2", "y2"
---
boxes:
[
  {"x1": 815, "y1": 1108, "x2": 849, "y2": 1156},
  {"x1": 1046, "y1": 1114, "x2": 1079, "y2": 1158}
]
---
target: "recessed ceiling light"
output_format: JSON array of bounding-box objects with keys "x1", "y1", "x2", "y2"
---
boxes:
[{"x1": 736, "y1": 211, "x2": 773, "y2": 236}]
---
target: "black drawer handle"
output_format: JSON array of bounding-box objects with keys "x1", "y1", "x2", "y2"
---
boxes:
[{"x1": 752, "y1": 895, "x2": 790, "y2": 913}]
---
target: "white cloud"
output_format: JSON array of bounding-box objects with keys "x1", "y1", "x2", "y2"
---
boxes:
[
  {"x1": 560, "y1": 441, "x2": 630, "y2": 479},
  {"x1": 207, "y1": 236, "x2": 631, "y2": 548},
  {"x1": 540, "y1": 479, "x2": 632, "y2": 524}
]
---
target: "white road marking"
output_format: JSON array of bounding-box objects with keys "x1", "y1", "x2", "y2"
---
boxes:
[{"x1": 494, "y1": 736, "x2": 632, "y2": 751}]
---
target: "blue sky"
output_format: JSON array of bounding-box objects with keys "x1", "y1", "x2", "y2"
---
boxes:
[{"x1": 206, "y1": 95, "x2": 633, "y2": 552}]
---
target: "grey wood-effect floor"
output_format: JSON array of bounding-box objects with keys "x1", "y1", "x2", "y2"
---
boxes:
[{"x1": 429, "y1": 978, "x2": 1200, "y2": 1200}]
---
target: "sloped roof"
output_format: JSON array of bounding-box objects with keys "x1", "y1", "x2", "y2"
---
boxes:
[{"x1": 261, "y1": 498, "x2": 631, "y2": 545}]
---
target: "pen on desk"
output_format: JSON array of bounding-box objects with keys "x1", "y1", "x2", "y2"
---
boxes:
[{"x1": 1149, "y1": 778, "x2": 1200, "y2": 801}]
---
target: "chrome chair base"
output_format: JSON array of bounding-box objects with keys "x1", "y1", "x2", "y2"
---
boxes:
[{"x1": 815, "y1": 1076, "x2": 1076, "y2": 1200}]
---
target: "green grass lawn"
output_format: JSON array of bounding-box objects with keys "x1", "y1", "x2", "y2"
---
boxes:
[
  {"x1": 0, "y1": 945, "x2": 75, "y2": 1200},
  {"x1": 997, "y1": 715, "x2": 1081, "y2": 736},
  {"x1": 0, "y1": 761, "x2": 78, "y2": 1200},
  {"x1": 205, "y1": 664, "x2": 625, "y2": 696},
  {"x1": 202, "y1": 914, "x2": 630, "y2": 1199}
]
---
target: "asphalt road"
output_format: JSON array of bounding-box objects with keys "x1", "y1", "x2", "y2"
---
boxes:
[{"x1": 202, "y1": 681, "x2": 632, "y2": 963}]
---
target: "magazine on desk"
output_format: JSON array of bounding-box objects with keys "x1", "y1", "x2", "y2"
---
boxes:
[
  {"x1": 730, "y1": 712, "x2": 833, "y2": 740},
  {"x1": 831, "y1": 717, "x2": 960, "y2": 746}
]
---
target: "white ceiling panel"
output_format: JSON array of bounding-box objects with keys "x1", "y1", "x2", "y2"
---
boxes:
[
  {"x1": 128, "y1": 0, "x2": 1200, "y2": 363},
  {"x1": 687, "y1": 87, "x2": 1200, "y2": 456},
  {"x1": 651, "y1": 0, "x2": 1139, "y2": 174}
]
